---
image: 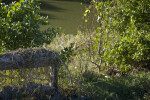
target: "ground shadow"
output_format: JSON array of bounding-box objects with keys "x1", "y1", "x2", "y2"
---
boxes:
[{"x1": 81, "y1": 71, "x2": 150, "y2": 100}]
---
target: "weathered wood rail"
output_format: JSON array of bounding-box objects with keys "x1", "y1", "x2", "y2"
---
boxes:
[{"x1": 0, "y1": 48, "x2": 61, "y2": 89}]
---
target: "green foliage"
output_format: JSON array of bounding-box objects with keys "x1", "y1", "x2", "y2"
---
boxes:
[
  {"x1": 87, "y1": 0, "x2": 150, "y2": 72},
  {"x1": 0, "y1": 0, "x2": 58, "y2": 53},
  {"x1": 60, "y1": 43, "x2": 74, "y2": 62},
  {"x1": 0, "y1": 0, "x2": 58, "y2": 89}
]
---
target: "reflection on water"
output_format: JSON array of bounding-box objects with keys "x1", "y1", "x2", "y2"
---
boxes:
[{"x1": 40, "y1": 0, "x2": 88, "y2": 34}]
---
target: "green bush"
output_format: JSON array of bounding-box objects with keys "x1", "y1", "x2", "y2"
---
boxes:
[
  {"x1": 60, "y1": 43, "x2": 74, "y2": 62},
  {"x1": 0, "y1": 0, "x2": 58, "y2": 53},
  {"x1": 87, "y1": 0, "x2": 150, "y2": 72}
]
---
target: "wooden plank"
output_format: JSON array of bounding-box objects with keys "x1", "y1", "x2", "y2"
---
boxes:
[
  {"x1": 0, "y1": 48, "x2": 61, "y2": 89},
  {"x1": 0, "y1": 48, "x2": 60, "y2": 70}
]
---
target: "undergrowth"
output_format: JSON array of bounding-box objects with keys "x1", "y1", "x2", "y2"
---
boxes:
[{"x1": 48, "y1": 31, "x2": 150, "y2": 100}]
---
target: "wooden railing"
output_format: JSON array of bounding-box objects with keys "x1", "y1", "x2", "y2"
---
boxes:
[{"x1": 0, "y1": 48, "x2": 61, "y2": 89}]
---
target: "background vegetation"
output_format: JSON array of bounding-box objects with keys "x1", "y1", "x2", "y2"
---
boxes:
[
  {"x1": 84, "y1": 0, "x2": 150, "y2": 73},
  {"x1": 0, "y1": 0, "x2": 150, "y2": 99}
]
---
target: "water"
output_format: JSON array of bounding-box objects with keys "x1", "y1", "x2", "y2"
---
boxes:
[{"x1": 40, "y1": 0, "x2": 88, "y2": 34}]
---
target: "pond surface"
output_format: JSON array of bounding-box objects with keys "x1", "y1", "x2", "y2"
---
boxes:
[{"x1": 40, "y1": 0, "x2": 88, "y2": 34}]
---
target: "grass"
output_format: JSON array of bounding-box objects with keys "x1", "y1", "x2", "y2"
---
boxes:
[
  {"x1": 0, "y1": 0, "x2": 150, "y2": 99},
  {"x1": 57, "y1": 69, "x2": 150, "y2": 100},
  {"x1": 79, "y1": 71, "x2": 150, "y2": 100},
  {"x1": 48, "y1": 31, "x2": 150, "y2": 100},
  {"x1": 0, "y1": 31, "x2": 149, "y2": 100}
]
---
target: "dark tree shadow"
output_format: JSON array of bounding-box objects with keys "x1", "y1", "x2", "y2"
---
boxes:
[
  {"x1": 1, "y1": 0, "x2": 19, "y2": 4},
  {"x1": 40, "y1": 0, "x2": 66, "y2": 12},
  {"x1": 55, "y1": 0, "x2": 91, "y2": 4},
  {"x1": 2, "y1": 0, "x2": 66, "y2": 12},
  {"x1": 81, "y1": 71, "x2": 150, "y2": 100}
]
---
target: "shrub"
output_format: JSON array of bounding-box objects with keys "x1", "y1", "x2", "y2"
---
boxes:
[
  {"x1": 85, "y1": 0, "x2": 150, "y2": 72},
  {"x1": 0, "y1": 0, "x2": 58, "y2": 53}
]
